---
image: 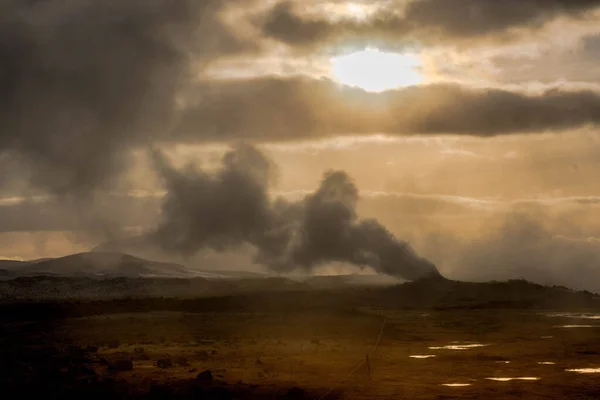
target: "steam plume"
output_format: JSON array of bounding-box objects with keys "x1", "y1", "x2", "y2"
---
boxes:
[{"x1": 150, "y1": 144, "x2": 440, "y2": 280}]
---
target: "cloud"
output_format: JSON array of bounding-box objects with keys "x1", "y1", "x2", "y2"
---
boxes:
[
  {"x1": 441, "y1": 212, "x2": 600, "y2": 293},
  {"x1": 176, "y1": 79, "x2": 600, "y2": 140},
  {"x1": 440, "y1": 30, "x2": 600, "y2": 86},
  {"x1": 581, "y1": 33, "x2": 600, "y2": 60},
  {"x1": 0, "y1": 0, "x2": 254, "y2": 196},
  {"x1": 260, "y1": 0, "x2": 600, "y2": 50},
  {"x1": 1, "y1": 0, "x2": 599, "y2": 200},
  {"x1": 402, "y1": 0, "x2": 599, "y2": 40}
]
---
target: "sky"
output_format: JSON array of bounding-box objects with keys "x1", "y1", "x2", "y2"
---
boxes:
[{"x1": 1, "y1": 0, "x2": 600, "y2": 289}]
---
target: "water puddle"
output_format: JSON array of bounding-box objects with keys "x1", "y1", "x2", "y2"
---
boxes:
[
  {"x1": 538, "y1": 362, "x2": 556, "y2": 365},
  {"x1": 495, "y1": 361, "x2": 510, "y2": 364},
  {"x1": 486, "y1": 377, "x2": 540, "y2": 382},
  {"x1": 546, "y1": 312, "x2": 600, "y2": 320},
  {"x1": 556, "y1": 325, "x2": 599, "y2": 328},
  {"x1": 409, "y1": 355, "x2": 436, "y2": 359},
  {"x1": 429, "y1": 344, "x2": 488, "y2": 350},
  {"x1": 442, "y1": 383, "x2": 471, "y2": 387},
  {"x1": 566, "y1": 368, "x2": 600, "y2": 374}
]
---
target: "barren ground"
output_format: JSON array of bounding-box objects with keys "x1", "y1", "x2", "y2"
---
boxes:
[{"x1": 2, "y1": 280, "x2": 600, "y2": 399}]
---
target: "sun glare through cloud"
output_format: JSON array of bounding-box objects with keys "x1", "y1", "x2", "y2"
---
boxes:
[{"x1": 330, "y1": 48, "x2": 423, "y2": 92}]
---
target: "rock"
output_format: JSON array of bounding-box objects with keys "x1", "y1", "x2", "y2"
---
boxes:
[
  {"x1": 286, "y1": 387, "x2": 305, "y2": 399},
  {"x1": 86, "y1": 345, "x2": 99, "y2": 353},
  {"x1": 156, "y1": 358, "x2": 173, "y2": 369},
  {"x1": 68, "y1": 346, "x2": 86, "y2": 357},
  {"x1": 108, "y1": 359, "x2": 133, "y2": 372},
  {"x1": 175, "y1": 356, "x2": 189, "y2": 366},
  {"x1": 133, "y1": 347, "x2": 150, "y2": 360},
  {"x1": 149, "y1": 383, "x2": 172, "y2": 397},
  {"x1": 195, "y1": 350, "x2": 210, "y2": 360},
  {"x1": 205, "y1": 387, "x2": 232, "y2": 400},
  {"x1": 196, "y1": 369, "x2": 213, "y2": 385},
  {"x1": 68, "y1": 365, "x2": 98, "y2": 379}
]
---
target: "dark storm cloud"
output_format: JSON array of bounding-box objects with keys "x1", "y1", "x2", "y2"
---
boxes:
[
  {"x1": 0, "y1": 0, "x2": 251, "y2": 195},
  {"x1": 148, "y1": 144, "x2": 440, "y2": 280},
  {"x1": 175, "y1": 79, "x2": 600, "y2": 139},
  {"x1": 261, "y1": 0, "x2": 600, "y2": 49},
  {"x1": 2, "y1": 0, "x2": 599, "y2": 199}
]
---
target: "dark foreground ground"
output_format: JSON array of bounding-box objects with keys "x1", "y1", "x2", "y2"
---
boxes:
[{"x1": 1, "y1": 278, "x2": 600, "y2": 399}]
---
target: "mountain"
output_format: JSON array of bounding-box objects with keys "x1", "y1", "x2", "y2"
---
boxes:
[
  {"x1": 0, "y1": 252, "x2": 199, "y2": 279},
  {"x1": 0, "y1": 260, "x2": 27, "y2": 269}
]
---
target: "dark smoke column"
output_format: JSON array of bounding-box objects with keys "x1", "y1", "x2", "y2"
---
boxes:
[
  {"x1": 150, "y1": 145, "x2": 442, "y2": 281},
  {"x1": 259, "y1": 170, "x2": 443, "y2": 281},
  {"x1": 352, "y1": 219, "x2": 442, "y2": 281}
]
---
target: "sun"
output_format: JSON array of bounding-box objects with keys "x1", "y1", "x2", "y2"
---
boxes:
[{"x1": 330, "y1": 48, "x2": 423, "y2": 92}]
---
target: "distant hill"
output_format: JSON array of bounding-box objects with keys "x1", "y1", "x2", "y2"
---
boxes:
[
  {"x1": 1, "y1": 276, "x2": 599, "y2": 311},
  {"x1": 0, "y1": 252, "x2": 199, "y2": 279},
  {"x1": 0, "y1": 260, "x2": 27, "y2": 269},
  {"x1": 0, "y1": 252, "x2": 272, "y2": 281}
]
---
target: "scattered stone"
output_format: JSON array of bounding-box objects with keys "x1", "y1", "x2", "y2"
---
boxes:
[
  {"x1": 133, "y1": 347, "x2": 150, "y2": 360},
  {"x1": 156, "y1": 358, "x2": 173, "y2": 369},
  {"x1": 195, "y1": 350, "x2": 210, "y2": 360},
  {"x1": 175, "y1": 356, "x2": 189, "y2": 366}
]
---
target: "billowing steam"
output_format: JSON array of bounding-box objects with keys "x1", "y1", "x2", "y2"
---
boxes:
[{"x1": 149, "y1": 144, "x2": 440, "y2": 281}]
